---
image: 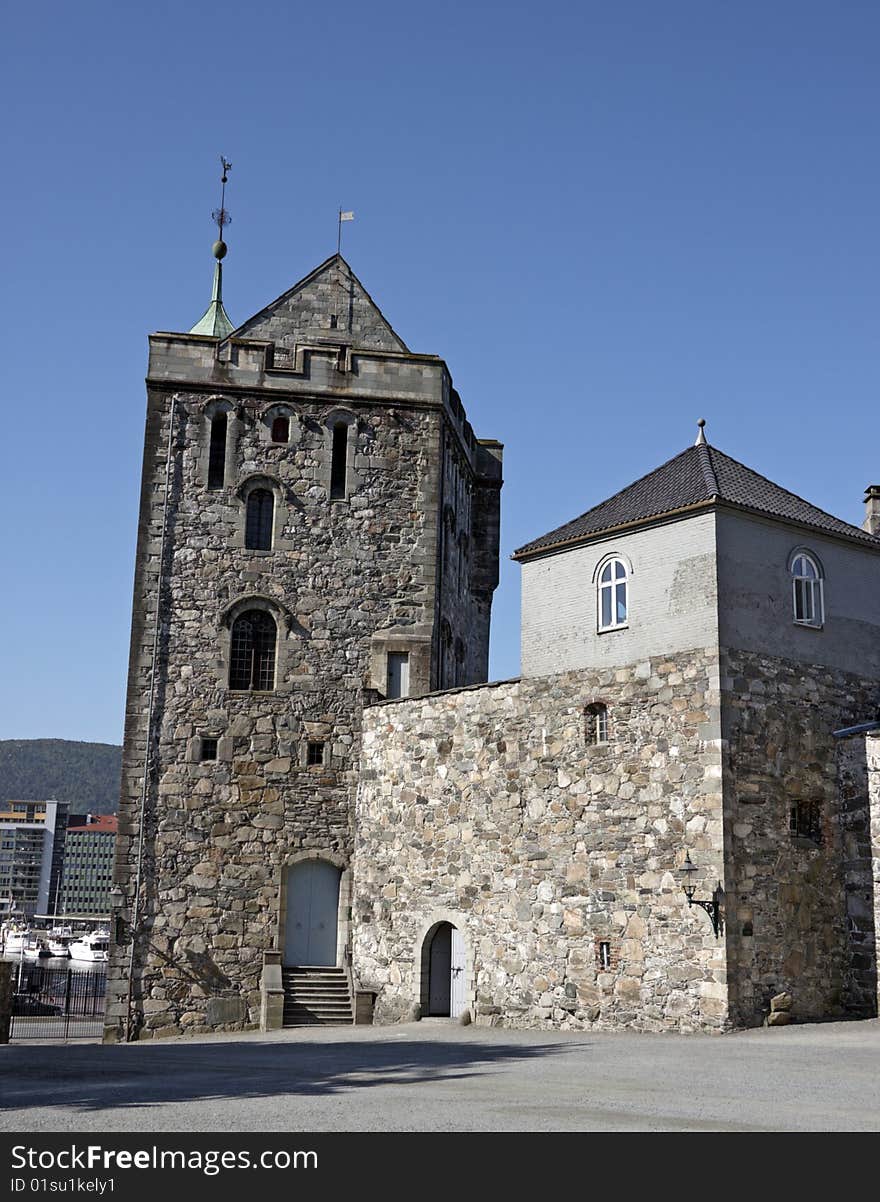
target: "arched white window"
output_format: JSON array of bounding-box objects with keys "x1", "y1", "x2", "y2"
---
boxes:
[
  {"x1": 598, "y1": 558, "x2": 628, "y2": 631},
  {"x1": 791, "y1": 552, "x2": 823, "y2": 628}
]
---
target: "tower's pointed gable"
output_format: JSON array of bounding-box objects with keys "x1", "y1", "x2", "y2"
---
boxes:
[{"x1": 233, "y1": 254, "x2": 409, "y2": 353}]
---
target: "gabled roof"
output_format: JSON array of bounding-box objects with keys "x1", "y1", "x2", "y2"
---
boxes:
[
  {"x1": 514, "y1": 439, "x2": 880, "y2": 559},
  {"x1": 232, "y1": 254, "x2": 410, "y2": 353}
]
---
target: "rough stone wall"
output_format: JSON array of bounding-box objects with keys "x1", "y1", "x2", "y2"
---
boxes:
[
  {"x1": 836, "y1": 733, "x2": 880, "y2": 1016},
  {"x1": 234, "y1": 256, "x2": 408, "y2": 353},
  {"x1": 107, "y1": 373, "x2": 469, "y2": 1040},
  {"x1": 720, "y1": 648, "x2": 879, "y2": 1027},
  {"x1": 353, "y1": 647, "x2": 729, "y2": 1033},
  {"x1": 436, "y1": 430, "x2": 502, "y2": 689}
]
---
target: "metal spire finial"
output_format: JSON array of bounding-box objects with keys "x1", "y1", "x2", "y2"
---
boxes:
[
  {"x1": 211, "y1": 156, "x2": 232, "y2": 260},
  {"x1": 695, "y1": 418, "x2": 707, "y2": 446},
  {"x1": 189, "y1": 156, "x2": 234, "y2": 338}
]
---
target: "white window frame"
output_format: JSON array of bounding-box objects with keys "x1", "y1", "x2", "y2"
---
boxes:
[
  {"x1": 790, "y1": 551, "x2": 824, "y2": 629},
  {"x1": 597, "y1": 557, "x2": 629, "y2": 632}
]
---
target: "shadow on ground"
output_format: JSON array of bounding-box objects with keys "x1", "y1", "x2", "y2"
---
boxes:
[{"x1": 1, "y1": 1035, "x2": 579, "y2": 1114}]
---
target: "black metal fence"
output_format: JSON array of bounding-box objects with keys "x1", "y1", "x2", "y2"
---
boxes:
[{"x1": 10, "y1": 964, "x2": 106, "y2": 1040}]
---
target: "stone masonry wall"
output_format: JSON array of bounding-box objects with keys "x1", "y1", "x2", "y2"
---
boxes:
[
  {"x1": 836, "y1": 733, "x2": 880, "y2": 1016},
  {"x1": 721, "y1": 649, "x2": 879, "y2": 1027},
  {"x1": 107, "y1": 381, "x2": 444, "y2": 1040},
  {"x1": 353, "y1": 647, "x2": 728, "y2": 1033}
]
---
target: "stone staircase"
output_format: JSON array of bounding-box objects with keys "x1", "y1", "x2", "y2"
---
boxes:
[{"x1": 281, "y1": 966, "x2": 354, "y2": 1027}]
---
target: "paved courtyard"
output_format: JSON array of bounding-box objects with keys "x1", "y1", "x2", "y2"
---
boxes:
[{"x1": 2, "y1": 1019, "x2": 878, "y2": 1132}]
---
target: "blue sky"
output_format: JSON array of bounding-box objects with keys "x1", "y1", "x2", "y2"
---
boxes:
[{"x1": 1, "y1": 1, "x2": 877, "y2": 744}]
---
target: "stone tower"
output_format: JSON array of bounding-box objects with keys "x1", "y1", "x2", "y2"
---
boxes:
[{"x1": 105, "y1": 250, "x2": 502, "y2": 1040}]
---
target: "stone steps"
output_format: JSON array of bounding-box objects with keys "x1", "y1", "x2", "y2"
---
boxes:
[{"x1": 281, "y1": 967, "x2": 353, "y2": 1027}]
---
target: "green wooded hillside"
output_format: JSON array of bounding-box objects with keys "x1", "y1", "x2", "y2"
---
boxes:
[{"x1": 0, "y1": 740, "x2": 122, "y2": 813}]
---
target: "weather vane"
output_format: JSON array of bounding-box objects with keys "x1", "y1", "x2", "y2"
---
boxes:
[{"x1": 211, "y1": 157, "x2": 232, "y2": 254}]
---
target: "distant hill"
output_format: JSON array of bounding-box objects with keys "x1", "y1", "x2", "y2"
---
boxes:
[{"x1": 0, "y1": 740, "x2": 122, "y2": 814}]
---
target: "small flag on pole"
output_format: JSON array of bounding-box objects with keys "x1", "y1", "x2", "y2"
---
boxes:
[{"x1": 337, "y1": 209, "x2": 355, "y2": 253}]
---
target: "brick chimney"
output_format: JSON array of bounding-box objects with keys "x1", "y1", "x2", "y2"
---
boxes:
[{"x1": 864, "y1": 485, "x2": 880, "y2": 537}]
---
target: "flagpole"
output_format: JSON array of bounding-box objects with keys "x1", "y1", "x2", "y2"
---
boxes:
[{"x1": 337, "y1": 207, "x2": 342, "y2": 256}]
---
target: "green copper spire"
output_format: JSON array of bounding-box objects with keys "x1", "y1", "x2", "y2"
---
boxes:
[{"x1": 190, "y1": 157, "x2": 234, "y2": 339}]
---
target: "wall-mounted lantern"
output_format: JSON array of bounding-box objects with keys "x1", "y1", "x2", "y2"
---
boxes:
[{"x1": 678, "y1": 851, "x2": 724, "y2": 938}]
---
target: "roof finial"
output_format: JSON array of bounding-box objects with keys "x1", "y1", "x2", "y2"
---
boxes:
[
  {"x1": 695, "y1": 418, "x2": 707, "y2": 446},
  {"x1": 190, "y1": 157, "x2": 234, "y2": 338}
]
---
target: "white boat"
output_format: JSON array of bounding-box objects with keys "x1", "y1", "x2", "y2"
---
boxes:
[
  {"x1": 2, "y1": 929, "x2": 30, "y2": 956},
  {"x1": 69, "y1": 931, "x2": 109, "y2": 962},
  {"x1": 23, "y1": 938, "x2": 51, "y2": 959},
  {"x1": 47, "y1": 928, "x2": 74, "y2": 958}
]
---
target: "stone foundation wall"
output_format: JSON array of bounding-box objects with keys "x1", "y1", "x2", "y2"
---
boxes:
[
  {"x1": 353, "y1": 648, "x2": 729, "y2": 1033},
  {"x1": 721, "y1": 649, "x2": 879, "y2": 1027}
]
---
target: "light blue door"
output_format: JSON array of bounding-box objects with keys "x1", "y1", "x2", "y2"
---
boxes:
[{"x1": 284, "y1": 861, "x2": 341, "y2": 966}]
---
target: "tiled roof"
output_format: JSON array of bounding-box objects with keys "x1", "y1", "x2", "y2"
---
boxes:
[{"x1": 514, "y1": 442, "x2": 880, "y2": 558}]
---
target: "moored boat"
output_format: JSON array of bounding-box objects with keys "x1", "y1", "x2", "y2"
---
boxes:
[
  {"x1": 69, "y1": 931, "x2": 109, "y2": 962},
  {"x1": 2, "y1": 929, "x2": 31, "y2": 956}
]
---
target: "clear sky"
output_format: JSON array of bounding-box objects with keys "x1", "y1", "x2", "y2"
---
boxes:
[{"x1": 1, "y1": 1, "x2": 877, "y2": 744}]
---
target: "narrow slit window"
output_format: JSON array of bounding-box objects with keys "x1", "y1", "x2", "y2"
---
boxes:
[
  {"x1": 271, "y1": 416, "x2": 289, "y2": 444},
  {"x1": 208, "y1": 414, "x2": 227, "y2": 490},
  {"x1": 330, "y1": 423, "x2": 348, "y2": 499},
  {"x1": 245, "y1": 489, "x2": 274, "y2": 551},
  {"x1": 598, "y1": 941, "x2": 612, "y2": 970},
  {"x1": 229, "y1": 610, "x2": 277, "y2": 691}
]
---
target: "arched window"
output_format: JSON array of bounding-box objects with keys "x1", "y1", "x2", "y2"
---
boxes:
[
  {"x1": 598, "y1": 558, "x2": 628, "y2": 631},
  {"x1": 330, "y1": 423, "x2": 348, "y2": 499},
  {"x1": 791, "y1": 552, "x2": 823, "y2": 627},
  {"x1": 585, "y1": 702, "x2": 609, "y2": 745},
  {"x1": 229, "y1": 611, "x2": 277, "y2": 691},
  {"x1": 271, "y1": 416, "x2": 289, "y2": 443},
  {"x1": 245, "y1": 489, "x2": 274, "y2": 551},
  {"x1": 208, "y1": 414, "x2": 227, "y2": 489}
]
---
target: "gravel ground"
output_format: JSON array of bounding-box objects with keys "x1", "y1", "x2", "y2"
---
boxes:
[{"x1": 2, "y1": 1018, "x2": 878, "y2": 1132}]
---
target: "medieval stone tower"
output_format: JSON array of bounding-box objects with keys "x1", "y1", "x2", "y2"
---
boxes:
[{"x1": 105, "y1": 247, "x2": 502, "y2": 1040}]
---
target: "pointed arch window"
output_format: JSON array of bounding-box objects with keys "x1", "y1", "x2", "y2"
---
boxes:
[
  {"x1": 229, "y1": 611, "x2": 277, "y2": 691},
  {"x1": 245, "y1": 489, "x2": 274, "y2": 551},
  {"x1": 791, "y1": 552, "x2": 824, "y2": 628},
  {"x1": 598, "y1": 558, "x2": 628, "y2": 631}
]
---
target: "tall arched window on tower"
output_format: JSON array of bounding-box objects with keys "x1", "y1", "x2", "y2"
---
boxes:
[
  {"x1": 208, "y1": 414, "x2": 227, "y2": 489},
  {"x1": 791, "y1": 552, "x2": 824, "y2": 627},
  {"x1": 229, "y1": 610, "x2": 277, "y2": 691},
  {"x1": 330, "y1": 423, "x2": 348, "y2": 499},
  {"x1": 598, "y1": 558, "x2": 628, "y2": 631},
  {"x1": 245, "y1": 489, "x2": 274, "y2": 551}
]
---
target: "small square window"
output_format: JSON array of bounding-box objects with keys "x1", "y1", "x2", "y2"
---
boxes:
[
  {"x1": 271, "y1": 416, "x2": 290, "y2": 444},
  {"x1": 790, "y1": 799, "x2": 822, "y2": 843},
  {"x1": 200, "y1": 738, "x2": 218, "y2": 762},
  {"x1": 306, "y1": 741, "x2": 325, "y2": 766}
]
